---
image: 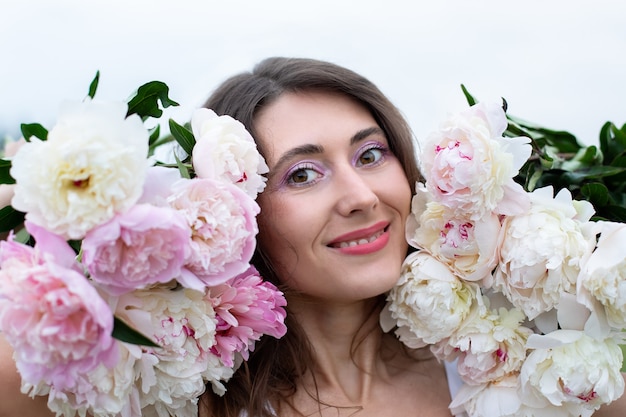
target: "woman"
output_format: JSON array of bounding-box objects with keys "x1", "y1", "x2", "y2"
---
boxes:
[
  {"x1": 1, "y1": 57, "x2": 625, "y2": 417},
  {"x1": 198, "y1": 57, "x2": 451, "y2": 417}
]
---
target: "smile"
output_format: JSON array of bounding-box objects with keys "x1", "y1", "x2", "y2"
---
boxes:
[
  {"x1": 327, "y1": 222, "x2": 391, "y2": 255},
  {"x1": 335, "y1": 229, "x2": 385, "y2": 248}
]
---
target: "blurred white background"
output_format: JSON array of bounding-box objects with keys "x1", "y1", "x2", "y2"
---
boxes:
[{"x1": 1, "y1": 0, "x2": 625, "y2": 145}]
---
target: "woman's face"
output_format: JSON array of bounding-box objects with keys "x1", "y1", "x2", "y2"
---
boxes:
[{"x1": 255, "y1": 91, "x2": 412, "y2": 302}]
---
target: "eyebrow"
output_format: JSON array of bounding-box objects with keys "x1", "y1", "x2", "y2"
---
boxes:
[{"x1": 271, "y1": 126, "x2": 385, "y2": 173}]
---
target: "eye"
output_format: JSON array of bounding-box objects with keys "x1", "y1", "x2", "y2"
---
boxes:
[
  {"x1": 356, "y1": 144, "x2": 386, "y2": 167},
  {"x1": 286, "y1": 163, "x2": 323, "y2": 186}
]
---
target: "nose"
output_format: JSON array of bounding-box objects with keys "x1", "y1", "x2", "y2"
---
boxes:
[{"x1": 334, "y1": 167, "x2": 379, "y2": 216}]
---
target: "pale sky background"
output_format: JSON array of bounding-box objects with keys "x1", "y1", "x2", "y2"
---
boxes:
[{"x1": 1, "y1": 0, "x2": 625, "y2": 147}]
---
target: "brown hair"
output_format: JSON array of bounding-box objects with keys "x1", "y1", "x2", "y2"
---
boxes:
[{"x1": 200, "y1": 57, "x2": 422, "y2": 417}]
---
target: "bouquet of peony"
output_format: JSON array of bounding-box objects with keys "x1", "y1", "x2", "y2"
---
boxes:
[
  {"x1": 381, "y1": 94, "x2": 626, "y2": 417},
  {"x1": 0, "y1": 74, "x2": 287, "y2": 417}
]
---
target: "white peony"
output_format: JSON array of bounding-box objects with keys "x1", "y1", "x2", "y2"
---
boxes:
[
  {"x1": 420, "y1": 101, "x2": 531, "y2": 220},
  {"x1": 10, "y1": 99, "x2": 150, "y2": 239},
  {"x1": 191, "y1": 108, "x2": 268, "y2": 198},
  {"x1": 490, "y1": 186, "x2": 595, "y2": 319},
  {"x1": 451, "y1": 374, "x2": 573, "y2": 417},
  {"x1": 201, "y1": 353, "x2": 235, "y2": 397},
  {"x1": 520, "y1": 330, "x2": 625, "y2": 417},
  {"x1": 380, "y1": 251, "x2": 479, "y2": 348},
  {"x1": 579, "y1": 221, "x2": 626, "y2": 329}
]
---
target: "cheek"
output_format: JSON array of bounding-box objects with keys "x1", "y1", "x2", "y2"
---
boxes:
[
  {"x1": 385, "y1": 167, "x2": 413, "y2": 218},
  {"x1": 255, "y1": 194, "x2": 303, "y2": 276}
]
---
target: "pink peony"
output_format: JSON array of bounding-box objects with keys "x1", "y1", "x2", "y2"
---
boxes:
[
  {"x1": 82, "y1": 203, "x2": 191, "y2": 295},
  {"x1": 169, "y1": 178, "x2": 260, "y2": 289},
  {"x1": 0, "y1": 222, "x2": 118, "y2": 391},
  {"x1": 420, "y1": 102, "x2": 531, "y2": 220},
  {"x1": 206, "y1": 266, "x2": 287, "y2": 367}
]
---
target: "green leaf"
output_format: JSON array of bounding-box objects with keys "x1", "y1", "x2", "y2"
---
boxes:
[
  {"x1": 607, "y1": 155, "x2": 626, "y2": 184},
  {"x1": 598, "y1": 205, "x2": 626, "y2": 223},
  {"x1": 599, "y1": 122, "x2": 615, "y2": 160},
  {"x1": 505, "y1": 120, "x2": 535, "y2": 140},
  {"x1": 112, "y1": 317, "x2": 160, "y2": 347},
  {"x1": 68, "y1": 239, "x2": 82, "y2": 254},
  {"x1": 87, "y1": 70, "x2": 100, "y2": 99},
  {"x1": 560, "y1": 146, "x2": 603, "y2": 172},
  {"x1": 507, "y1": 115, "x2": 581, "y2": 153},
  {"x1": 612, "y1": 122, "x2": 626, "y2": 148},
  {"x1": 613, "y1": 153, "x2": 626, "y2": 167},
  {"x1": 13, "y1": 227, "x2": 31, "y2": 244},
  {"x1": 126, "y1": 81, "x2": 180, "y2": 120},
  {"x1": 168, "y1": 119, "x2": 195, "y2": 156},
  {"x1": 0, "y1": 206, "x2": 25, "y2": 233},
  {"x1": 581, "y1": 182, "x2": 610, "y2": 207},
  {"x1": 506, "y1": 117, "x2": 536, "y2": 137},
  {"x1": 599, "y1": 122, "x2": 626, "y2": 164},
  {"x1": 0, "y1": 159, "x2": 15, "y2": 184},
  {"x1": 460, "y1": 84, "x2": 477, "y2": 106},
  {"x1": 174, "y1": 152, "x2": 191, "y2": 179},
  {"x1": 148, "y1": 124, "x2": 161, "y2": 147},
  {"x1": 561, "y1": 165, "x2": 626, "y2": 183},
  {"x1": 20, "y1": 123, "x2": 48, "y2": 141},
  {"x1": 526, "y1": 166, "x2": 544, "y2": 192}
]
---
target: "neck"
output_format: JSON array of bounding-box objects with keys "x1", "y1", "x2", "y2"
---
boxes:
[{"x1": 286, "y1": 295, "x2": 401, "y2": 402}]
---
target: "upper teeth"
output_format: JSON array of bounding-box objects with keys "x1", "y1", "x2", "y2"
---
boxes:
[{"x1": 337, "y1": 230, "x2": 383, "y2": 248}]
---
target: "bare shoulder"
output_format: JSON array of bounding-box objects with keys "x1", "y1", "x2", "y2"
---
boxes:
[{"x1": 0, "y1": 334, "x2": 54, "y2": 417}]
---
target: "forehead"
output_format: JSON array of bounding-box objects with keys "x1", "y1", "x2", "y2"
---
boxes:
[{"x1": 254, "y1": 91, "x2": 377, "y2": 166}]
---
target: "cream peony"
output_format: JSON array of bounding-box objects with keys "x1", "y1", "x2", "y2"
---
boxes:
[
  {"x1": 420, "y1": 101, "x2": 531, "y2": 220},
  {"x1": 10, "y1": 99, "x2": 150, "y2": 239},
  {"x1": 114, "y1": 286, "x2": 221, "y2": 417},
  {"x1": 381, "y1": 252, "x2": 479, "y2": 348},
  {"x1": 450, "y1": 306, "x2": 532, "y2": 385},
  {"x1": 491, "y1": 187, "x2": 595, "y2": 319},
  {"x1": 520, "y1": 330, "x2": 624, "y2": 417},
  {"x1": 406, "y1": 184, "x2": 501, "y2": 282},
  {"x1": 191, "y1": 108, "x2": 268, "y2": 198}
]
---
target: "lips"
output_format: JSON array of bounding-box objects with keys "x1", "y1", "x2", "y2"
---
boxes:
[
  {"x1": 327, "y1": 221, "x2": 389, "y2": 249},
  {"x1": 334, "y1": 228, "x2": 385, "y2": 248}
]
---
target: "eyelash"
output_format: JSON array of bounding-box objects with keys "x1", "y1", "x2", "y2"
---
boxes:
[
  {"x1": 282, "y1": 142, "x2": 390, "y2": 188},
  {"x1": 354, "y1": 142, "x2": 389, "y2": 167},
  {"x1": 284, "y1": 162, "x2": 323, "y2": 187}
]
